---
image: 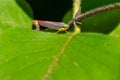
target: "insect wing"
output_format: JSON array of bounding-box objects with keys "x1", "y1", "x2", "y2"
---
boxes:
[{"x1": 38, "y1": 20, "x2": 66, "y2": 29}]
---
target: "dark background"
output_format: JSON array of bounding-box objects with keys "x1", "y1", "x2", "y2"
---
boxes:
[{"x1": 26, "y1": 0, "x2": 72, "y2": 21}]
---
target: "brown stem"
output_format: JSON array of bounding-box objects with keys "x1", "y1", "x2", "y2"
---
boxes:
[{"x1": 68, "y1": 2, "x2": 120, "y2": 26}]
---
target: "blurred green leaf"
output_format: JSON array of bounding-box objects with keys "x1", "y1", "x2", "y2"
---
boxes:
[
  {"x1": 0, "y1": 0, "x2": 32, "y2": 34},
  {"x1": 81, "y1": 0, "x2": 120, "y2": 13},
  {"x1": 0, "y1": 0, "x2": 120, "y2": 80},
  {"x1": 81, "y1": 9, "x2": 120, "y2": 34}
]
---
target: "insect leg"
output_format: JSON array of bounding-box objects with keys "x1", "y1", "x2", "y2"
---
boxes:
[
  {"x1": 44, "y1": 28, "x2": 50, "y2": 31},
  {"x1": 33, "y1": 20, "x2": 40, "y2": 30}
]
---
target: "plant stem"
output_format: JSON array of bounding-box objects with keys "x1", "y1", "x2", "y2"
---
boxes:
[
  {"x1": 73, "y1": 0, "x2": 81, "y2": 17},
  {"x1": 73, "y1": 0, "x2": 81, "y2": 35},
  {"x1": 69, "y1": 2, "x2": 120, "y2": 26}
]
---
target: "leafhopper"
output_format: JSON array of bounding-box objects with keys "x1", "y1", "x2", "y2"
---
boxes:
[{"x1": 33, "y1": 20, "x2": 69, "y2": 32}]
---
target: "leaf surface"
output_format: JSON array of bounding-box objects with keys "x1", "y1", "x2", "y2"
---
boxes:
[{"x1": 0, "y1": 0, "x2": 120, "y2": 80}]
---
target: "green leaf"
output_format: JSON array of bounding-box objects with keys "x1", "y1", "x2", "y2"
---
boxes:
[
  {"x1": 0, "y1": 0, "x2": 120, "y2": 80},
  {"x1": 0, "y1": 28, "x2": 120, "y2": 80},
  {"x1": 81, "y1": 0, "x2": 120, "y2": 13},
  {"x1": 81, "y1": 9, "x2": 120, "y2": 34},
  {"x1": 0, "y1": 0, "x2": 32, "y2": 34},
  {"x1": 0, "y1": 28, "x2": 70, "y2": 80},
  {"x1": 110, "y1": 23, "x2": 120, "y2": 36}
]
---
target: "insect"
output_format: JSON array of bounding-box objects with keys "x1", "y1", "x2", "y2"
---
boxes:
[{"x1": 33, "y1": 20, "x2": 69, "y2": 32}]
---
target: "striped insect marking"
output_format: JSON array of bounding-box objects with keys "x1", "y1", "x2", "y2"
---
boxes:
[{"x1": 33, "y1": 20, "x2": 69, "y2": 32}]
